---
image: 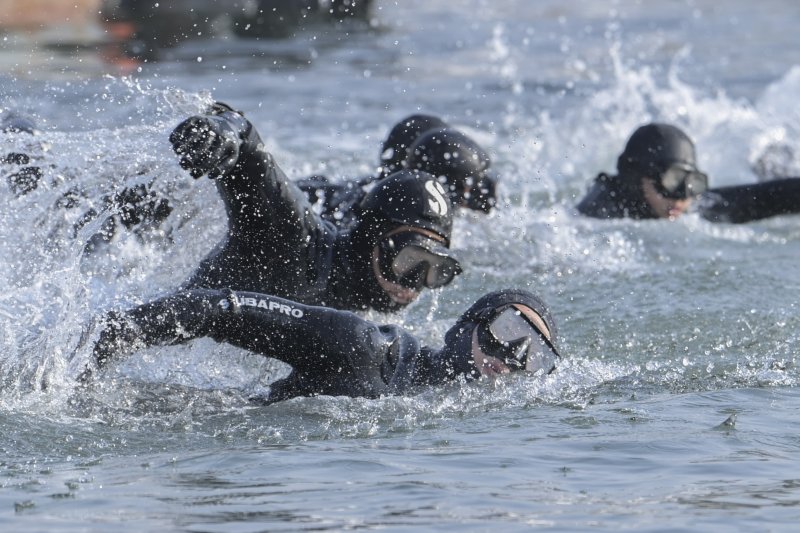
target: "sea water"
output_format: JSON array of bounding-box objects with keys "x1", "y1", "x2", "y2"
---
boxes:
[{"x1": 1, "y1": 0, "x2": 800, "y2": 531}]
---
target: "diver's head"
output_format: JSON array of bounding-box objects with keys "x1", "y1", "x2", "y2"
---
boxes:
[
  {"x1": 379, "y1": 114, "x2": 449, "y2": 177},
  {"x1": 356, "y1": 170, "x2": 460, "y2": 308},
  {"x1": 406, "y1": 127, "x2": 497, "y2": 213},
  {"x1": 617, "y1": 123, "x2": 708, "y2": 219},
  {"x1": 439, "y1": 289, "x2": 561, "y2": 380}
]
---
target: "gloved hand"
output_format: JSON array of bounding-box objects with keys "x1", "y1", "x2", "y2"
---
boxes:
[
  {"x1": 77, "y1": 310, "x2": 138, "y2": 383},
  {"x1": 169, "y1": 114, "x2": 241, "y2": 179}
]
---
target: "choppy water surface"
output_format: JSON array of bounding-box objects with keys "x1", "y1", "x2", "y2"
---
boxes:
[{"x1": 2, "y1": 0, "x2": 800, "y2": 530}]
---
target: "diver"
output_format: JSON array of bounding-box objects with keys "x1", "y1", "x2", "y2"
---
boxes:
[
  {"x1": 170, "y1": 103, "x2": 463, "y2": 313},
  {"x1": 576, "y1": 122, "x2": 800, "y2": 223},
  {"x1": 296, "y1": 113, "x2": 498, "y2": 228},
  {"x1": 84, "y1": 287, "x2": 561, "y2": 403}
]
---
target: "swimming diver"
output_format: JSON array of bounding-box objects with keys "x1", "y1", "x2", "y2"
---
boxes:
[
  {"x1": 576, "y1": 122, "x2": 800, "y2": 223},
  {"x1": 84, "y1": 287, "x2": 561, "y2": 404},
  {"x1": 169, "y1": 103, "x2": 463, "y2": 312},
  {"x1": 296, "y1": 113, "x2": 498, "y2": 227}
]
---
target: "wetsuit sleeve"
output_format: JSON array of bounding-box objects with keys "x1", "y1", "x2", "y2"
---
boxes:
[
  {"x1": 92, "y1": 289, "x2": 228, "y2": 369},
  {"x1": 91, "y1": 289, "x2": 407, "y2": 396},
  {"x1": 699, "y1": 177, "x2": 800, "y2": 223},
  {"x1": 210, "y1": 111, "x2": 329, "y2": 248}
]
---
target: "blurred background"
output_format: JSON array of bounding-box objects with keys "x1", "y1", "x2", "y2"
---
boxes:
[{"x1": 0, "y1": 0, "x2": 374, "y2": 63}]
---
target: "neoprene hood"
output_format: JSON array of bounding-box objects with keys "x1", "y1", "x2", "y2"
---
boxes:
[
  {"x1": 617, "y1": 123, "x2": 698, "y2": 178},
  {"x1": 406, "y1": 127, "x2": 496, "y2": 211},
  {"x1": 380, "y1": 114, "x2": 448, "y2": 176},
  {"x1": 358, "y1": 169, "x2": 454, "y2": 242}
]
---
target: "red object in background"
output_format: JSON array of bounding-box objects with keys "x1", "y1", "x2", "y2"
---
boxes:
[{"x1": 0, "y1": 0, "x2": 101, "y2": 31}]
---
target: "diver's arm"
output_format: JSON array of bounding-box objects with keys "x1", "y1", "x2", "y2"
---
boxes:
[
  {"x1": 91, "y1": 289, "x2": 401, "y2": 385},
  {"x1": 91, "y1": 289, "x2": 224, "y2": 370},
  {"x1": 699, "y1": 177, "x2": 800, "y2": 223},
  {"x1": 170, "y1": 104, "x2": 327, "y2": 246}
]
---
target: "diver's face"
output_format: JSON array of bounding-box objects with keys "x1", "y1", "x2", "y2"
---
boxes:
[
  {"x1": 470, "y1": 304, "x2": 553, "y2": 377},
  {"x1": 641, "y1": 178, "x2": 693, "y2": 220},
  {"x1": 371, "y1": 226, "x2": 448, "y2": 305}
]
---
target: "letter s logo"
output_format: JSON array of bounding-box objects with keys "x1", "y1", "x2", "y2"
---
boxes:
[{"x1": 424, "y1": 180, "x2": 448, "y2": 216}]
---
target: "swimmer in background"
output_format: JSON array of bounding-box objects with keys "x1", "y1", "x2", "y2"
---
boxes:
[
  {"x1": 576, "y1": 123, "x2": 800, "y2": 223},
  {"x1": 296, "y1": 113, "x2": 498, "y2": 227},
  {"x1": 82, "y1": 287, "x2": 561, "y2": 404}
]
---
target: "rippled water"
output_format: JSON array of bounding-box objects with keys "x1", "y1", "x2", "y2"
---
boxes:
[{"x1": 2, "y1": 0, "x2": 800, "y2": 530}]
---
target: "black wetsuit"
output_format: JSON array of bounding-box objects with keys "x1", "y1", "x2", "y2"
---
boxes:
[
  {"x1": 576, "y1": 173, "x2": 800, "y2": 223},
  {"x1": 178, "y1": 110, "x2": 402, "y2": 312},
  {"x1": 296, "y1": 174, "x2": 374, "y2": 228},
  {"x1": 92, "y1": 289, "x2": 458, "y2": 403}
]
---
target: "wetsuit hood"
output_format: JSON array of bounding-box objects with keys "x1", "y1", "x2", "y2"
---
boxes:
[
  {"x1": 357, "y1": 169, "x2": 455, "y2": 241},
  {"x1": 434, "y1": 289, "x2": 560, "y2": 381},
  {"x1": 406, "y1": 127, "x2": 496, "y2": 212},
  {"x1": 380, "y1": 114, "x2": 449, "y2": 177},
  {"x1": 617, "y1": 123, "x2": 698, "y2": 179}
]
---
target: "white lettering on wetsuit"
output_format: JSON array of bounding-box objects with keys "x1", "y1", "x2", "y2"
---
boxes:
[
  {"x1": 219, "y1": 293, "x2": 304, "y2": 318},
  {"x1": 424, "y1": 180, "x2": 449, "y2": 216}
]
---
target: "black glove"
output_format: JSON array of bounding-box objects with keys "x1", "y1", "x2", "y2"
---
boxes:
[
  {"x1": 92, "y1": 311, "x2": 141, "y2": 370},
  {"x1": 77, "y1": 311, "x2": 139, "y2": 384},
  {"x1": 169, "y1": 114, "x2": 241, "y2": 179}
]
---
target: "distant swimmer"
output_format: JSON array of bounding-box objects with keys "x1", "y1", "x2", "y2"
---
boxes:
[
  {"x1": 296, "y1": 113, "x2": 498, "y2": 228},
  {"x1": 170, "y1": 103, "x2": 462, "y2": 313},
  {"x1": 576, "y1": 123, "x2": 800, "y2": 223},
  {"x1": 83, "y1": 288, "x2": 561, "y2": 404}
]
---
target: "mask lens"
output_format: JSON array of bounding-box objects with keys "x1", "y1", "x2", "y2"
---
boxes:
[
  {"x1": 483, "y1": 307, "x2": 559, "y2": 374},
  {"x1": 392, "y1": 245, "x2": 461, "y2": 289},
  {"x1": 424, "y1": 253, "x2": 461, "y2": 288},
  {"x1": 685, "y1": 171, "x2": 708, "y2": 196},
  {"x1": 488, "y1": 307, "x2": 534, "y2": 346},
  {"x1": 525, "y1": 334, "x2": 559, "y2": 375},
  {"x1": 658, "y1": 165, "x2": 708, "y2": 199},
  {"x1": 380, "y1": 233, "x2": 461, "y2": 290}
]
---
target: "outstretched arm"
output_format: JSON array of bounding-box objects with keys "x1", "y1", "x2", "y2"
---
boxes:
[
  {"x1": 89, "y1": 290, "x2": 404, "y2": 393},
  {"x1": 700, "y1": 177, "x2": 800, "y2": 223},
  {"x1": 169, "y1": 103, "x2": 328, "y2": 246}
]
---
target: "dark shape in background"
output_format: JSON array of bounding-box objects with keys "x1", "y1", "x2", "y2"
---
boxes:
[{"x1": 100, "y1": 0, "x2": 375, "y2": 61}]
